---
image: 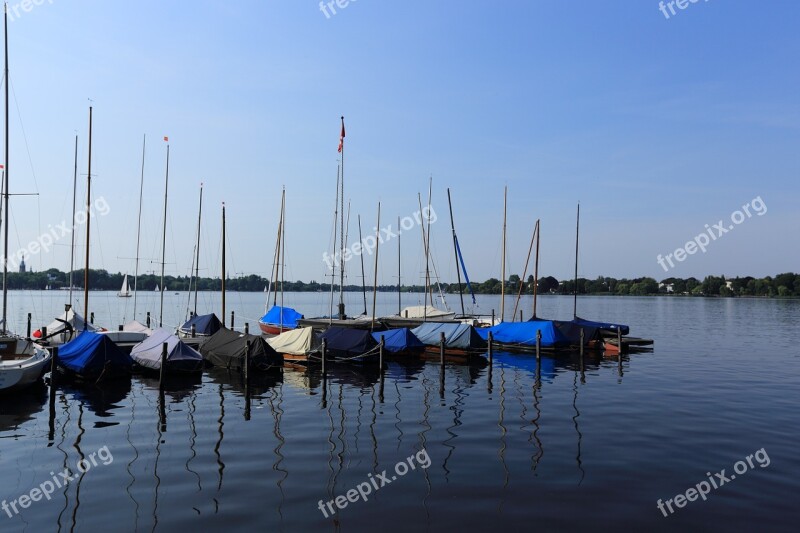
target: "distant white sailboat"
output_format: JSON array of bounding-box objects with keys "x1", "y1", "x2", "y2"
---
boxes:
[
  {"x1": 118, "y1": 274, "x2": 133, "y2": 297},
  {"x1": 154, "y1": 283, "x2": 160, "y2": 292}
]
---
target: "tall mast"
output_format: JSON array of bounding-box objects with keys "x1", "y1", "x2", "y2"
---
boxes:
[
  {"x1": 425, "y1": 177, "x2": 433, "y2": 308},
  {"x1": 83, "y1": 106, "x2": 93, "y2": 330},
  {"x1": 573, "y1": 202, "x2": 580, "y2": 319},
  {"x1": 1, "y1": 4, "x2": 7, "y2": 333},
  {"x1": 269, "y1": 189, "x2": 283, "y2": 308},
  {"x1": 512, "y1": 219, "x2": 537, "y2": 322},
  {"x1": 500, "y1": 186, "x2": 507, "y2": 322},
  {"x1": 159, "y1": 142, "x2": 169, "y2": 327},
  {"x1": 193, "y1": 183, "x2": 203, "y2": 316},
  {"x1": 328, "y1": 169, "x2": 339, "y2": 323},
  {"x1": 417, "y1": 193, "x2": 428, "y2": 321},
  {"x1": 279, "y1": 192, "x2": 285, "y2": 328},
  {"x1": 397, "y1": 216, "x2": 401, "y2": 315},
  {"x1": 370, "y1": 202, "x2": 381, "y2": 330},
  {"x1": 533, "y1": 219, "x2": 540, "y2": 319},
  {"x1": 337, "y1": 116, "x2": 346, "y2": 320},
  {"x1": 447, "y1": 188, "x2": 465, "y2": 317},
  {"x1": 357, "y1": 214, "x2": 367, "y2": 316},
  {"x1": 221, "y1": 202, "x2": 226, "y2": 327},
  {"x1": 133, "y1": 134, "x2": 146, "y2": 319}
]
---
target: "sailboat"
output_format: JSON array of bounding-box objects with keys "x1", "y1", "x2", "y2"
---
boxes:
[
  {"x1": 117, "y1": 274, "x2": 133, "y2": 297},
  {"x1": 57, "y1": 107, "x2": 133, "y2": 381},
  {"x1": 0, "y1": 8, "x2": 51, "y2": 392},
  {"x1": 259, "y1": 189, "x2": 304, "y2": 335}
]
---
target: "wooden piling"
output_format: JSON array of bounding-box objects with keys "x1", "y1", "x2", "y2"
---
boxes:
[
  {"x1": 244, "y1": 322, "x2": 249, "y2": 335},
  {"x1": 230, "y1": 311, "x2": 235, "y2": 329},
  {"x1": 439, "y1": 331, "x2": 445, "y2": 368},
  {"x1": 617, "y1": 327, "x2": 623, "y2": 374},
  {"x1": 321, "y1": 338, "x2": 327, "y2": 375},
  {"x1": 379, "y1": 335, "x2": 385, "y2": 401},
  {"x1": 146, "y1": 312, "x2": 151, "y2": 328},
  {"x1": 118, "y1": 324, "x2": 123, "y2": 331},
  {"x1": 579, "y1": 328, "x2": 584, "y2": 357},
  {"x1": 488, "y1": 331, "x2": 494, "y2": 364},
  {"x1": 90, "y1": 312, "x2": 94, "y2": 324},
  {"x1": 159, "y1": 342, "x2": 167, "y2": 390},
  {"x1": 492, "y1": 309, "x2": 495, "y2": 325},
  {"x1": 191, "y1": 323, "x2": 196, "y2": 338},
  {"x1": 26, "y1": 313, "x2": 31, "y2": 339},
  {"x1": 535, "y1": 329, "x2": 541, "y2": 360},
  {"x1": 244, "y1": 340, "x2": 251, "y2": 383},
  {"x1": 41, "y1": 326, "x2": 47, "y2": 341},
  {"x1": 519, "y1": 310, "x2": 523, "y2": 322},
  {"x1": 50, "y1": 346, "x2": 58, "y2": 387}
]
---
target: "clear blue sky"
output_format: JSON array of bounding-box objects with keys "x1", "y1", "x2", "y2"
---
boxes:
[{"x1": 3, "y1": 0, "x2": 798, "y2": 286}]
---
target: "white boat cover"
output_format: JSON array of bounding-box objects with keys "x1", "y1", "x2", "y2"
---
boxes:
[
  {"x1": 399, "y1": 305, "x2": 455, "y2": 319},
  {"x1": 266, "y1": 327, "x2": 321, "y2": 355},
  {"x1": 130, "y1": 328, "x2": 202, "y2": 370}
]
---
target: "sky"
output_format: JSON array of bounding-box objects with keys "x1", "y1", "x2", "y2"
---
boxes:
[{"x1": 2, "y1": 0, "x2": 798, "y2": 287}]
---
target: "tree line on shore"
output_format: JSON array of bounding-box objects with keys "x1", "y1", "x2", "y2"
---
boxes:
[{"x1": 8, "y1": 269, "x2": 800, "y2": 298}]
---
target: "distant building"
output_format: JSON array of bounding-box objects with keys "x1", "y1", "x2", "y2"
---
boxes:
[
  {"x1": 725, "y1": 281, "x2": 734, "y2": 290},
  {"x1": 19, "y1": 254, "x2": 25, "y2": 273},
  {"x1": 659, "y1": 282, "x2": 674, "y2": 293}
]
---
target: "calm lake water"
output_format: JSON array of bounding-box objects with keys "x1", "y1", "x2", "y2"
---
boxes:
[{"x1": 0, "y1": 291, "x2": 798, "y2": 532}]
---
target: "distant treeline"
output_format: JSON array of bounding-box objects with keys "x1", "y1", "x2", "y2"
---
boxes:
[{"x1": 7, "y1": 269, "x2": 800, "y2": 298}]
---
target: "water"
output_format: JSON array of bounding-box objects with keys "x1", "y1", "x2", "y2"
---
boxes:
[{"x1": 1, "y1": 292, "x2": 798, "y2": 532}]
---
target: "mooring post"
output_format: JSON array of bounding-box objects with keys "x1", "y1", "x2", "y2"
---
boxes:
[
  {"x1": 90, "y1": 312, "x2": 94, "y2": 324},
  {"x1": 50, "y1": 347, "x2": 58, "y2": 388},
  {"x1": 617, "y1": 327, "x2": 623, "y2": 374},
  {"x1": 579, "y1": 328, "x2": 585, "y2": 357},
  {"x1": 488, "y1": 331, "x2": 494, "y2": 365},
  {"x1": 519, "y1": 310, "x2": 523, "y2": 322},
  {"x1": 379, "y1": 335, "x2": 385, "y2": 401},
  {"x1": 439, "y1": 331, "x2": 446, "y2": 369},
  {"x1": 244, "y1": 340, "x2": 251, "y2": 383},
  {"x1": 191, "y1": 323, "x2": 196, "y2": 338},
  {"x1": 404, "y1": 309, "x2": 408, "y2": 318},
  {"x1": 159, "y1": 342, "x2": 168, "y2": 390},
  {"x1": 42, "y1": 326, "x2": 48, "y2": 341},
  {"x1": 379, "y1": 335, "x2": 385, "y2": 373},
  {"x1": 119, "y1": 324, "x2": 123, "y2": 332},
  {"x1": 535, "y1": 329, "x2": 541, "y2": 360},
  {"x1": 491, "y1": 309, "x2": 495, "y2": 325},
  {"x1": 26, "y1": 313, "x2": 31, "y2": 339},
  {"x1": 230, "y1": 311, "x2": 235, "y2": 329},
  {"x1": 321, "y1": 338, "x2": 327, "y2": 375},
  {"x1": 146, "y1": 312, "x2": 151, "y2": 328},
  {"x1": 244, "y1": 322, "x2": 249, "y2": 335}
]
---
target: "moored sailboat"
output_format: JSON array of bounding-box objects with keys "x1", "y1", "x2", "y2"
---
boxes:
[{"x1": 0, "y1": 8, "x2": 50, "y2": 392}]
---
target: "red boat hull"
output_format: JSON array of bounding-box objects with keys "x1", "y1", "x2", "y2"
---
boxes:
[{"x1": 259, "y1": 323, "x2": 294, "y2": 335}]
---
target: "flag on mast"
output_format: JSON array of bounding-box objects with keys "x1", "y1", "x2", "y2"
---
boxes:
[
  {"x1": 163, "y1": 136, "x2": 169, "y2": 142},
  {"x1": 337, "y1": 117, "x2": 345, "y2": 153}
]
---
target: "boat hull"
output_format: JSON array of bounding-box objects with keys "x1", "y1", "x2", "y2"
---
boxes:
[
  {"x1": 259, "y1": 323, "x2": 295, "y2": 335},
  {"x1": 0, "y1": 349, "x2": 51, "y2": 392}
]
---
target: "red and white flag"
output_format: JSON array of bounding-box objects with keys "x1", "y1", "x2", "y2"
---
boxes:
[
  {"x1": 337, "y1": 117, "x2": 345, "y2": 153},
  {"x1": 163, "y1": 136, "x2": 169, "y2": 142}
]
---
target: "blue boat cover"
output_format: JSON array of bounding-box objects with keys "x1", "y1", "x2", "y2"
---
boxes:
[
  {"x1": 573, "y1": 316, "x2": 629, "y2": 336},
  {"x1": 411, "y1": 323, "x2": 487, "y2": 350},
  {"x1": 180, "y1": 313, "x2": 222, "y2": 336},
  {"x1": 58, "y1": 331, "x2": 133, "y2": 376},
  {"x1": 319, "y1": 327, "x2": 378, "y2": 357},
  {"x1": 130, "y1": 328, "x2": 203, "y2": 371},
  {"x1": 478, "y1": 321, "x2": 573, "y2": 348},
  {"x1": 260, "y1": 305, "x2": 304, "y2": 328},
  {"x1": 371, "y1": 328, "x2": 425, "y2": 353}
]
